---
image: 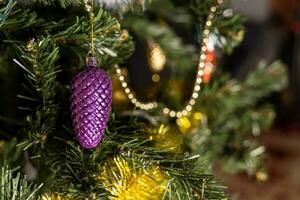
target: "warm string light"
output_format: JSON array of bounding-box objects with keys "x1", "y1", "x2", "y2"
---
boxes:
[
  {"x1": 148, "y1": 41, "x2": 166, "y2": 72},
  {"x1": 115, "y1": 2, "x2": 222, "y2": 118}
]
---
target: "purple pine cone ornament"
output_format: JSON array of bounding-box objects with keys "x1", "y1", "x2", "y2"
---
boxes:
[{"x1": 70, "y1": 57, "x2": 112, "y2": 149}]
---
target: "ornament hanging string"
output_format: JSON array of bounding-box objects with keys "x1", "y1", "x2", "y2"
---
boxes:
[
  {"x1": 115, "y1": 0, "x2": 223, "y2": 118},
  {"x1": 84, "y1": 0, "x2": 95, "y2": 56},
  {"x1": 90, "y1": 0, "x2": 95, "y2": 55}
]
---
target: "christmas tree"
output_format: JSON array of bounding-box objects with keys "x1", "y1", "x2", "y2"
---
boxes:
[{"x1": 0, "y1": 0, "x2": 287, "y2": 199}]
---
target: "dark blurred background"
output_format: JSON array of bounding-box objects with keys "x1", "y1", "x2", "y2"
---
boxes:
[
  {"x1": 228, "y1": 0, "x2": 300, "y2": 126},
  {"x1": 221, "y1": 1, "x2": 300, "y2": 199}
]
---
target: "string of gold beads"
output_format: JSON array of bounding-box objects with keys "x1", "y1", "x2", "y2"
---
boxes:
[{"x1": 115, "y1": 1, "x2": 222, "y2": 118}]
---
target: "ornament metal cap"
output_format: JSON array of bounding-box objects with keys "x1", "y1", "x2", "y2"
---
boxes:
[{"x1": 86, "y1": 56, "x2": 99, "y2": 67}]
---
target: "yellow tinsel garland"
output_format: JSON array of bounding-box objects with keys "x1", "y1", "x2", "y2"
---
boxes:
[{"x1": 99, "y1": 156, "x2": 168, "y2": 200}]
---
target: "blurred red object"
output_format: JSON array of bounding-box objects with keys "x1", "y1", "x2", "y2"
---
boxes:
[{"x1": 202, "y1": 50, "x2": 217, "y2": 83}]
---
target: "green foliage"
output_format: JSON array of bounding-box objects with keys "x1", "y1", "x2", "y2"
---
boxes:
[
  {"x1": 201, "y1": 61, "x2": 287, "y2": 126},
  {"x1": 0, "y1": 0, "x2": 288, "y2": 199},
  {"x1": 0, "y1": 0, "x2": 13, "y2": 28},
  {"x1": 21, "y1": 0, "x2": 82, "y2": 8},
  {"x1": 163, "y1": 156, "x2": 227, "y2": 200},
  {"x1": 0, "y1": 165, "x2": 42, "y2": 200},
  {"x1": 46, "y1": 115, "x2": 226, "y2": 199},
  {"x1": 191, "y1": 61, "x2": 288, "y2": 172},
  {"x1": 14, "y1": 36, "x2": 60, "y2": 153}
]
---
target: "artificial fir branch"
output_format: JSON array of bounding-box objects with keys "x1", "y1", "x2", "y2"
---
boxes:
[
  {"x1": 1, "y1": 7, "x2": 43, "y2": 30},
  {"x1": 200, "y1": 61, "x2": 287, "y2": 124},
  {"x1": 190, "y1": 61, "x2": 288, "y2": 172},
  {"x1": 0, "y1": 165, "x2": 42, "y2": 200},
  {"x1": 45, "y1": 115, "x2": 226, "y2": 199},
  {"x1": 0, "y1": 0, "x2": 289, "y2": 199},
  {"x1": 1, "y1": 5, "x2": 133, "y2": 68},
  {"x1": 14, "y1": 37, "x2": 60, "y2": 152},
  {"x1": 18, "y1": 0, "x2": 82, "y2": 8},
  {"x1": 0, "y1": 0, "x2": 13, "y2": 28}
]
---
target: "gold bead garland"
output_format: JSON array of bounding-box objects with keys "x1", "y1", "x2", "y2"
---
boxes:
[{"x1": 115, "y1": 1, "x2": 223, "y2": 118}]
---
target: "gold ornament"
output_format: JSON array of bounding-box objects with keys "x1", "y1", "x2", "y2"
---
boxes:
[
  {"x1": 149, "y1": 124, "x2": 184, "y2": 153},
  {"x1": 176, "y1": 112, "x2": 205, "y2": 134},
  {"x1": 99, "y1": 156, "x2": 168, "y2": 200},
  {"x1": 148, "y1": 41, "x2": 166, "y2": 72}
]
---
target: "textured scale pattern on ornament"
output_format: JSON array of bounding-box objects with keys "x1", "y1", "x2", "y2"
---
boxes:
[{"x1": 70, "y1": 58, "x2": 112, "y2": 149}]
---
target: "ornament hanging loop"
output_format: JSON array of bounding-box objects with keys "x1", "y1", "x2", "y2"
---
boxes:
[
  {"x1": 84, "y1": 0, "x2": 98, "y2": 67},
  {"x1": 86, "y1": 56, "x2": 98, "y2": 67}
]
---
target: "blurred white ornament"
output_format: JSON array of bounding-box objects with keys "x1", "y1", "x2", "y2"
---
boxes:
[{"x1": 148, "y1": 41, "x2": 166, "y2": 72}]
